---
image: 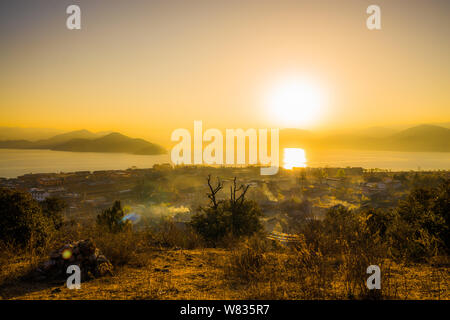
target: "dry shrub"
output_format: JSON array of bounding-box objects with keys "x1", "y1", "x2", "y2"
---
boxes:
[
  {"x1": 0, "y1": 242, "x2": 33, "y2": 286},
  {"x1": 224, "y1": 235, "x2": 379, "y2": 299},
  {"x1": 52, "y1": 220, "x2": 151, "y2": 267},
  {"x1": 226, "y1": 240, "x2": 268, "y2": 281},
  {"x1": 93, "y1": 228, "x2": 149, "y2": 266},
  {"x1": 339, "y1": 246, "x2": 379, "y2": 299},
  {"x1": 149, "y1": 219, "x2": 204, "y2": 249}
]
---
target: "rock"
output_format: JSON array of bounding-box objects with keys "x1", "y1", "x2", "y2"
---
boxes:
[
  {"x1": 78, "y1": 239, "x2": 96, "y2": 256},
  {"x1": 34, "y1": 239, "x2": 113, "y2": 282}
]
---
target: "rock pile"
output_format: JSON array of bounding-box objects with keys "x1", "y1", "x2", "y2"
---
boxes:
[{"x1": 34, "y1": 239, "x2": 113, "y2": 281}]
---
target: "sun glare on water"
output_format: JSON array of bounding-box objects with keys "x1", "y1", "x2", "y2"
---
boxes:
[{"x1": 283, "y1": 148, "x2": 307, "y2": 169}]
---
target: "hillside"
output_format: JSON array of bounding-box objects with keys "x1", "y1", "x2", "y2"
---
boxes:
[
  {"x1": 51, "y1": 132, "x2": 167, "y2": 155},
  {"x1": 0, "y1": 127, "x2": 64, "y2": 141},
  {"x1": 1, "y1": 124, "x2": 448, "y2": 154},
  {"x1": 1, "y1": 248, "x2": 447, "y2": 300},
  {"x1": 0, "y1": 130, "x2": 166, "y2": 155},
  {"x1": 384, "y1": 124, "x2": 450, "y2": 152},
  {"x1": 0, "y1": 129, "x2": 101, "y2": 149},
  {"x1": 30, "y1": 130, "x2": 102, "y2": 149},
  {"x1": 0, "y1": 140, "x2": 35, "y2": 149},
  {"x1": 279, "y1": 124, "x2": 450, "y2": 152},
  {"x1": 355, "y1": 126, "x2": 399, "y2": 138}
]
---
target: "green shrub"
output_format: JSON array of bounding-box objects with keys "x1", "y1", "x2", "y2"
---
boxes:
[
  {"x1": 41, "y1": 197, "x2": 66, "y2": 230},
  {"x1": 0, "y1": 188, "x2": 54, "y2": 248},
  {"x1": 394, "y1": 183, "x2": 448, "y2": 261},
  {"x1": 97, "y1": 200, "x2": 131, "y2": 233},
  {"x1": 190, "y1": 176, "x2": 263, "y2": 245}
]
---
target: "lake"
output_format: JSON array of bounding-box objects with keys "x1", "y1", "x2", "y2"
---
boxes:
[
  {"x1": 0, "y1": 148, "x2": 449, "y2": 178},
  {"x1": 305, "y1": 149, "x2": 450, "y2": 171},
  {"x1": 0, "y1": 149, "x2": 170, "y2": 178}
]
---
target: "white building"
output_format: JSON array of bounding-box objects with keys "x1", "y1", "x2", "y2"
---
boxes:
[{"x1": 30, "y1": 188, "x2": 50, "y2": 202}]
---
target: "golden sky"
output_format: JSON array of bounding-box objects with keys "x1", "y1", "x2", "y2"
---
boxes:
[{"x1": 0, "y1": 0, "x2": 449, "y2": 145}]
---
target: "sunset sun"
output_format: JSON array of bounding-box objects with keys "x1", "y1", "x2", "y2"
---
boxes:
[{"x1": 266, "y1": 77, "x2": 323, "y2": 128}]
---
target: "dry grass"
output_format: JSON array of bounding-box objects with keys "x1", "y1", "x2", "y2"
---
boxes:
[
  {"x1": 0, "y1": 223, "x2": 449, "y2": 300},
  {"x1": 0, "y1": 246, "x2": 448, "y2": 300},
  {"x1": 221, "y1": 237, "x2": 449, "y2": 300}
]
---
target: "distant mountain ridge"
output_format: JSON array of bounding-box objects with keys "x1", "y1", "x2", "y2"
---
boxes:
[
  {"x1": 280, "y1": 124, "x2": 450, "y2": 152},
  {"x1": 31, "y1": 130, "x2": 102, "y2": 148},
  {"x1": 384, "y1": 125, "x2": 450, "y2": 152},
  {"x1": 0, "y1": 130, "x2": 166, "y2": 155},
  {"x1": 0, "y1": 124, "x2": 448, "y2": 154},
  {"x1": 0, "y1": 127, "x2": 65, "y2": 141}
]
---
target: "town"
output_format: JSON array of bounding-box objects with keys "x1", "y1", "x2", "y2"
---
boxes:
[{"x1": 1, "y1": 164, "x2": 444, "y2": 233}]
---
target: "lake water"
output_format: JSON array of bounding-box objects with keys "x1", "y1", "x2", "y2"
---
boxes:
[
  {"x1": 305, "y1": 149, "x2": 450, "y2": 171},
  {"x1": 0, "y1": 148, "x2": 448, "y2": 178},
  {"x1": 0, "y1": 149, "x2": 170, "y2": 178}
]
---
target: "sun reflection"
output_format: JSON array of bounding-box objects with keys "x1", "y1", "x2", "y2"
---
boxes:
[{"x1": 283, "y1": 148, "x2": 307, "y2": 169}]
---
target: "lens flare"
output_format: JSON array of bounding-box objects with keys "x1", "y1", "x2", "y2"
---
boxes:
[
  {"x1": 62, "y1": 248, "x2": 72, "y2": 260},
  {"x1": 121, "y1": 212, "x2": 141, "y2": 224}
]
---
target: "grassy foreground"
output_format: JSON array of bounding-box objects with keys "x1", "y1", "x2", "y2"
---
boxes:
[{"x1": 1, "y1": 245, "x2": 448, "y2": 300}]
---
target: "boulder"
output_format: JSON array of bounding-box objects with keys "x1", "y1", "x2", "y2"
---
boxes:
[{"x1": 33, "y1": 239, "x2": 113, "y2": 281}]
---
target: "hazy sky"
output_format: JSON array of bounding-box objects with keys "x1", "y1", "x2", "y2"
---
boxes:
[{"x1": 1, "y1": 0, "x2": 449, "y2": 144}]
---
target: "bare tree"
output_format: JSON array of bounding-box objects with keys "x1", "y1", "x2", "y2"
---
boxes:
[
  {"x1": 230, "y1": 177, "x2": 250, "y2": 206},
  {"x1": 206, "y1": 174, "x2": 223, "y2": 209}
]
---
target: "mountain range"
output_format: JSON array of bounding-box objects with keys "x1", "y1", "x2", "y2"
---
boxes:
[
  {"x1": 280, "y1": 124, "x2": 450, "y2": 152},
  {"x1": 0, "y1": 127, "x2": 64, "y2": 141},
  {"x1": 0, "y1": 124, "x2": 449, "y2": 154},
  {"x1": 0, "y1": 130, "x2": 166, "y2": 155}
]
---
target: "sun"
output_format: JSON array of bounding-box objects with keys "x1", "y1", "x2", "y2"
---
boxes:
[{"x1": 266, "y1": 77, "x2": 323, "y2": 127}]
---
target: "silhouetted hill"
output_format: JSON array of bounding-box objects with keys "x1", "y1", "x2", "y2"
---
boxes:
[
  {"x1": 51, "y1": 132, "x2": 166, "y2": 155},
  {"x1": 0, "y1": 131, "x2": 166, "y2": 155},
  {"x1": 390, "y1": 124, "x2": 448, "y2": 139},
  {"x1": 0, "y1": 140, "x2": 35, "y2": 149},
  {"x1": 31, "y1": 130, "x2": 101, "y2": 148},
  {"x1": 384, "y1": 125, "x2": 450, "y2": 152},
  {"x1": 355, "y1": 126, "x2": 398, "y2": 138},
  {"x1": 1, "y1": 125, "x2": 447, "y2": 154},
  {"x1": 279, "y1": 124, "x2": 450, "y2": 152},
  {"x1": 0, "y1": 127, "x2": 64, "y2": 141},
  {"x1": 432, "y1": 122, "x2": 450, "y2": 129}
]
